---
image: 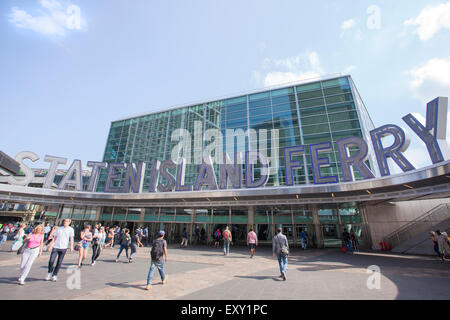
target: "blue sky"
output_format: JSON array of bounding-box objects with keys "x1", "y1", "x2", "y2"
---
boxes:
[{"x1": 1, "y1": 0, "x2": 449, "y2": 172}]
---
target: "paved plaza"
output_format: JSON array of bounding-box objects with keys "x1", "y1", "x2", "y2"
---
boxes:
[{"x1": 0, "y1": 241, "x2": 449, "y2": 300}]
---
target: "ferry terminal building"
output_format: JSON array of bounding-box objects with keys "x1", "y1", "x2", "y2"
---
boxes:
[{"x1": 1, "y1": 75, "x2": 449, "y2": 253}]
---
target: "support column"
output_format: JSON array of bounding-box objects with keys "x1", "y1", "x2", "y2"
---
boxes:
[
  {"x1": 248, "y1": 205, "x2": 254, "y2": 230},
  {"x1": 311, "y1": 204, "x2": 323, "y2": 249},
  {"x1": 189, "y1": 208, "x2": 195, "y2": 245},
  {"x1": 359, "y1": 204, "x2": 372, "y2": 250},
  {"x1": 140, "y1": 208, "x2": 145, "y2": 223},
  {"x1": 291, "y1": 205, "x2": 297, "y2": 248},
  {"x1": 95, "y1": 206, "x2": 102, "y2": 222}
]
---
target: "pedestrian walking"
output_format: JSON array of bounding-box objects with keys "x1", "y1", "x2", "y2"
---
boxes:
[
  {"x1": 142, "y1": 227, "x2": 149, "y2": 247},
  {"x1": 0, "y1": 224, "x2": 11, "y2": 248},
  {"x1": 129, "y1": 230, "x2": 143, "y2": 262},
  {"x1": 194, "y1": 225, "x2": 200, "y2": 245},
  {"x1": 46, "y1": 219, "x2": 74, "y2": 282},
  {"x1": 273, "y1": 227, "x2": 289, "y2": 281},
  {"x1": 222, "y1": 226, "x2": 232, "y2": 256},
  {"x1": 18, "y1": 224, "x2": 45, "y2": 285},
  {"x1": 145, "y1": 230, "x2": 168, "y2": 290},
  {"x1": 213, "y1": 228, "x2": 221, "y2": 248},
  {"x1": 115, "y1": 228, "x2": 131, "y2": 262},
  {"x1": 104, "y1": 227, "x2": 115, "y2": 248},
  {"x1": 10, "y1": 223, "x2": 25, "y2": 252},
  {"x1": 77, "y1": 225, "x2": 93, "y2": 268},
  {"x1": 299, "y1": 229, "x2": 308, "y2": 250},
  {"x1": 181, "y1": 227, "x2": 188, "y2": 247},
  {"x1": 247, "y1": 228, "x2": 258, "y2": 258},
  {"x1": 342, "y1": 229, "x2": 352, "y2": 253},
  {"x1": 430, "y1": 231, "x2": 441, "y2": 257},
  {"x1": 436, "y1": 230, "x2": 450, "y2": 261},
  {"x1": 91, "y1": 226, "x2": 106, "y2": 266},
  {"x1": 44, "y1": 223, "x2": 51, "y2": 242},
  {"x1": 350, "y1": 228, "x2": 358, "y2": 252}
]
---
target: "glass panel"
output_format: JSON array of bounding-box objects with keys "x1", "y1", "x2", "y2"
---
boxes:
[
  {"x1": 296, "y1": 82, "x2": 321, "y2": 92},
  {"x1": 321, "y1": 77, "x2": 349, "y2": 88}
]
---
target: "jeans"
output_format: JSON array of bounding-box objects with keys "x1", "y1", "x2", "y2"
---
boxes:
[
  {"x1": 223, "y1": 241, "x2": 230, "y2": 255},
  {"x1": 301, "y1": 238, "x2": 307, "y2": 250},
  {"x1": 277, "y1": 253, "x2": 288, "y2": 275},
  {"x1": 146, "y1": 259, "x2": 165, "y2": 285},
  {"x1": 130, "y1": 244, "x2": 137, "y2": 260},
  {"x1": 48, "y1": 248, "x2": 67, "y2": 276},
  {"x1": 20, "y1": 247, "x2": 40, "y2": 281},
  {"x1": 344, "y1": 240, "x2": 353, "y2": 252},
  {"x1": 116, "y1": 244, "x2": 129, "y2": 259},
  {"x1": 92, "y1": 242, "x2": 102, "y2": 263}
]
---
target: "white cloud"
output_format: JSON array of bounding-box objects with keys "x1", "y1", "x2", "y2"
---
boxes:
[
  {"x1": 404, "y1": 2, "x2": 450, "y2": 41},
  {"x1": 341, "y1": 19, "x2": 355, "y2": 30},
  {"x1": 406, "y1": 58, "x2": 450, "y2": 102},
  {"x1": 256, "y1": 52, "x2": 325, "y2": 87},
  {"x1": 9, "y1": 0, "x2": 86, "y2": 36},
  {"x1": 344, "y1": 65, "x2": 356, "y2": 74}
]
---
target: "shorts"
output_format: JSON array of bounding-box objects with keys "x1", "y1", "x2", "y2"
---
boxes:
[
  {"x1": 81, "y1": 241, "x2": 90, "y2": 250},
  {"x1": 249, "y1": 243, "x2": 256, "y2": 250}
]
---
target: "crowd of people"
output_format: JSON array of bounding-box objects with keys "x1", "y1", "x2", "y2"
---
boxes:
[{"x1": 2, "y1": 219, "x2": 448, "y2": 288}]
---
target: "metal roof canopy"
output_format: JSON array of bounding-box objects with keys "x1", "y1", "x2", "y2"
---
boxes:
[{"x1": 0, "y1": 161, "x2": 448, "y2": 208}]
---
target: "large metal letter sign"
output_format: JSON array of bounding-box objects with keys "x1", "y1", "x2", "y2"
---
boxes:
[
  {"x1": 157, "y1": 160, "x2": 176, "y2": 192},
  {"x1": 370, "y1": 124, "x2": 415, "y2": 176},
  {"x1": 58, "y1": 159, "x2": 83, "y2": 191},
  {"x1": 402, "y1": 97, "x2": 449, "y2": 164},
  {"x1": 309, "y1": 142, "x2": 338, "y2": 184},
  {"x1": 7, "y1": 151, "x2": 39, "y2": 186},
  {"x1": 284, "y1": 145, "x2": 305, "y2": 186},
  {"x1": 337, "y1": 136, "x2": 375, "y2": 182},
  {"x1": 122, "y1": 162, "x2": 146, "y2": 193},
  {"x1": 104, "y1": 163, "x2": 125, "y2": 193},
  {"x1": 86, "y1": 161, "x2": 107, "y2": 192}
]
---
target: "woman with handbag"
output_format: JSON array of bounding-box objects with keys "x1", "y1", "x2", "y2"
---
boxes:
[
  {"x1": 18, "y1": 224, "x2": 44, "y2": 285},
  {"x1": 10, "y1": 224, "x2": 25, "y2": 252}
]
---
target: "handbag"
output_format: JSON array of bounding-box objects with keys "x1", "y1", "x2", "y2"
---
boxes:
[
  {"x1": 276, "y1": 235, "x2": 289, "y2": 256},
  {"x1": 17, "y1": 239, "x2": 29, "y2": 255},
  {"x1": 74, "y1": 242, "x2": 81, "y2": 251}
]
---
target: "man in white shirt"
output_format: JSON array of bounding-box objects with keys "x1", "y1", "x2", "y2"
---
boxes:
[{"x1": 46, "y1": 219, "x2": 74, "y2": 282}]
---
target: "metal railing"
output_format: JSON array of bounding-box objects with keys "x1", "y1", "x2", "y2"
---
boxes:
[{"x1": 384, "y1": 203, "x2": 450, "y2": 250}]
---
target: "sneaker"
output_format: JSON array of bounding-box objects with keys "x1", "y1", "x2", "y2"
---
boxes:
[
  {"x1": 115, "y1": 258, "x2": 119, "y2": 263},
  {"x1": 91, "y1": 261, "x2": 96, "y2": 266},
  {"x1": 52, "y1": 275, "x2": 57, "y2": 282},
  {"x1": 282, "y1": 272, "x2": 286, "y2": 281},
  {"x1": 45, "y1": 273, "x2": 52, "y2": 281},
  {"x1": 18, "y1": 279, "x2": 25, "y2": 285},
  {"x1": 145, "y1": 285, "x2": 152, "y2": 290},
  {"x1": 162, "y1": 275, "x2": 168, "y2": 284}
]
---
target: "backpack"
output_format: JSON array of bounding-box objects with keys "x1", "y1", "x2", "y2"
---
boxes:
[
  {"x1": 151, "y1": 239, "x2": 165, "y2": 261},
  {"x1": 223, "y1": 230, "x2": 231, "y2": 240}
]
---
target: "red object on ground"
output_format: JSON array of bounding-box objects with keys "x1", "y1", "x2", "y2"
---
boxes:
[
  {"x1": 379, "y1": 242, "x2": 385, "y2": 251},
  {"x1": 341, "y1": 246, "x2": 346, "y2": 253}
]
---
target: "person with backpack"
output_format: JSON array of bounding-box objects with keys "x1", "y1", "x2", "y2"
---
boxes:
[
  {"x1": 222, "y1": 226, "x2": 232, "y2": 256},
  {"x1": 273, "y1": 227, "x2": 289, "y2": 281},
  {"x1": 115, "y1": 228, "x2": 131, "y2": 263},
  {"x1": 145, "y1": 230, "x2": 168, "y2": 290}
]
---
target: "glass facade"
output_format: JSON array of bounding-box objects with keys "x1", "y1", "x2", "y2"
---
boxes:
[{"x1": 97, "y1": 75, "x2": 377, "y2": 191}]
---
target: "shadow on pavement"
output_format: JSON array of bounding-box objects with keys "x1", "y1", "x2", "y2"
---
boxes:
[
  {"x1": 105, "y1": 282, "x2": 148, "y2": 290},
  {"x1": 234, "y1": 275, "x2": 282, "y2": 282}
]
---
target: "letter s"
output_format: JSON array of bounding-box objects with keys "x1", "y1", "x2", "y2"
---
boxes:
[{"x1": 7, "y1": 151, "x2": 39, "y2": 186}]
